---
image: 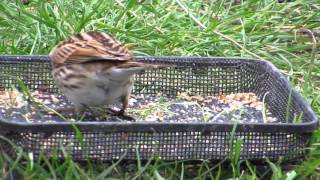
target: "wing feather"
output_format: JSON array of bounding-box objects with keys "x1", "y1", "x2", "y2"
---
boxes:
[{"x1": 49, "y1": 31, "x2": 132, "y2": 66}]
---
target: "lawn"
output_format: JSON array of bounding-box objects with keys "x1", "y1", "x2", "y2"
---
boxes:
[{"x1": 0, "y1": 0, "x2": 319, "y2": 179}]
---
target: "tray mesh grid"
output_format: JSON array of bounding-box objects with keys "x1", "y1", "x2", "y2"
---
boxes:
[
  {"x1": 0, "y1": 55, "x2": 317, "y2": 161},
  {"x1": 5, "y1": 131, "x2": 308, "y2": 161}
]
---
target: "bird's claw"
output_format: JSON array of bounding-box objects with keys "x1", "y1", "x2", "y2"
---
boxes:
[{"x1": 106, "y1": 108, "x2": 135, "y2": 121}]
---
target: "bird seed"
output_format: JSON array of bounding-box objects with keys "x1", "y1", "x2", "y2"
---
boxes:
[{"x1": 0, "y1": 89, "x2": 278, "y2": 123}]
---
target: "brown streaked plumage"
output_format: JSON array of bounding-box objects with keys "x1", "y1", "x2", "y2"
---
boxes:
[
  {"x1": 50, "y1": 31, "x2": 132, "y2": 65},
  {"x1": 50, "y1": 31, "x2": 162, "y2": 117}
]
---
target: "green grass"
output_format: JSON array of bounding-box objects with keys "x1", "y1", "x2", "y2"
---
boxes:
[{"x1": 0, "y1": 0, "x2": 319, "y2": 179}]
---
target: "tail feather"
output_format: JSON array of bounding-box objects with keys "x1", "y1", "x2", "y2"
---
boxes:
[{"x1": 117, "y1": 61, "x2": 172, "y2": 70}]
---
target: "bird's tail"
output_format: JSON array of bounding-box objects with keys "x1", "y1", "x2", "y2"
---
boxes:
[{"x1": 116, "y1": 61, "x2": 173, "y2": 72}]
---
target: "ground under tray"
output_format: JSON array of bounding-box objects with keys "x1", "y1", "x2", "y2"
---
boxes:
[{"x1": 0, "y1": 90, "x2": 278, "y2": 123}]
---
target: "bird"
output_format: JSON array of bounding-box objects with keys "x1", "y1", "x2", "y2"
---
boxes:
[{"x1": 49, "y1": 31, "x2": 163, "y2": 118}]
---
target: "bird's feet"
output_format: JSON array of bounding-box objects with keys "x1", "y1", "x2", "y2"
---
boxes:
[
  {"x1": 106, "y1": 108, "x2": 135, "y2": 121},
  {"x1": 53, "y1": 106, "x2": 135, "y2": 121}
]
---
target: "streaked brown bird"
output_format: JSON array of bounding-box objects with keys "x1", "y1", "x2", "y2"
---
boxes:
[{"x1": 49, "y1": 31, "x2": 162, "y2": 117}]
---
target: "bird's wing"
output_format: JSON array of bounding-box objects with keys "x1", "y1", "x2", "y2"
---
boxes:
[{"x1": 49, "y1": 31, "x2": 132, "y2": 65}]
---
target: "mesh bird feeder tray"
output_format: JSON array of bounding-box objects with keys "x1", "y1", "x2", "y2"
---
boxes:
[{"x1": 0, "y1": 55, "x2": 317, "y2": 162}]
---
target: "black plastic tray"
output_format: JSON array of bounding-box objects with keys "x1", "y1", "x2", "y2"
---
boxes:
[{"x1": 0, "y1": 55, "x2": 318, "y2": 161}]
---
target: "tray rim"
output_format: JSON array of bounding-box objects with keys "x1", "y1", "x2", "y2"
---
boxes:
[{"x1": 0, "y1": 55, "x2": 318, "y2": 133}]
